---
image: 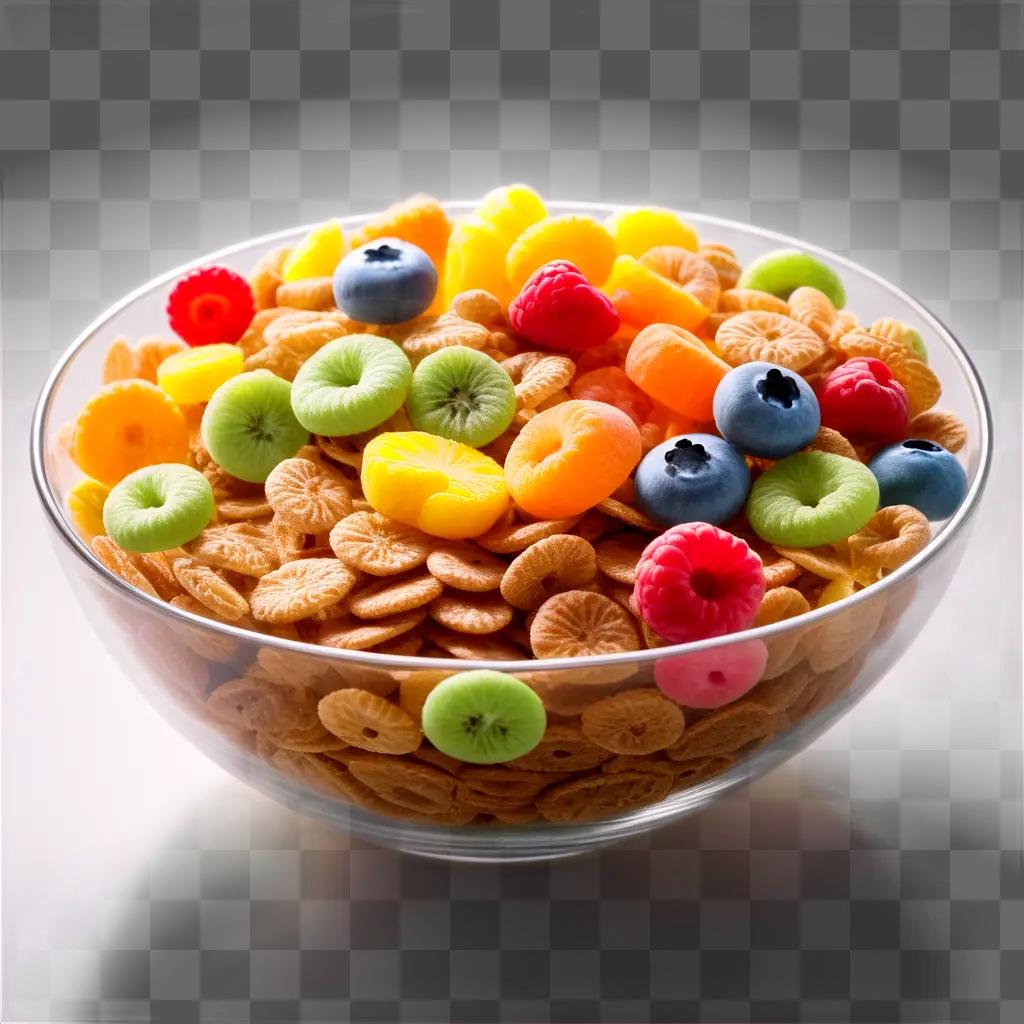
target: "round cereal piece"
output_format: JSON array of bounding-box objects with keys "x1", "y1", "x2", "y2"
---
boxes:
[
  {"x1": 753, "y1": 585, "x2": 811, "y2": 626},
  {"x1": 580, "y1": 688, "x2": 685, "y2": 755},
  {"x1": 400, "y1": 313, "x2": 491, "y2": 360},
  {"x1": 264, "y1": 719, "x2": 349, "y2": 753},
  {"x1": 315, "y1": 433, "x2": 364, "y2": 471},
  {"x1": 422, "y1": 624, "x2": 526, "y2": 661},
  {"x1": 450, "y1": 289, "x2": 507, "y2": 328},
  {"x1": 771, "y1": 545, "x2": 854, "y2": 582},
  {"x1": 101, "y1": 337, "x2": 138, "y2": 383},
  {"x1": 168, "y1": 595, "x2": 245, "y2": 662},
  {"x1": 640, "y1": 246, "x2": 721, "y2": 309},
  {"x1": 665, "y1": 702, "x2": 774, "y2": 760},
  {"x1": 505, "y1": 721, "x2": 612, "y2": 772},
  {"x1": 426, "y1": 543, "x2": 506, "y2": 592},
  {"x1": 788, "y1": 286, "x2": 837, "y2": 340},
  {"x1": 698, "y1": 242, "x2": 742, "y2": 290},
  {"x1": 328, "y1": 510, "x2": 433, "y2": 575},
  {"x1": 374, "y1": 632, "x2": 425, "y2": 657},
  {"x1": 715, "y1": 311, "x2": 827, "y2": 371},
  {"x1": 804, "y1": 591, "x2": 886, "y2": 673},
  {"x1": 805, "y1": 425, "x2": 860, "y2": 461},
  {"x1": 845, "y1": 504, "x2": 931, "y2": 578},
  {"x1": 91, "y1": 535, "x2": 160, "y2": 598},
  {"x1": 499, "y1": 534, "x2": 598, "y2": 611},
  {"x1": 345, "y1": 753, "x2": 454, "y2": 814},
  {"x1": 249, "y1": 557, "x2": 357, "y2": 623},
  {"x1": 600, "y1": 753, "x2": 676, "y2": 777},
  {"x1": 536, "y1": 770, "x2": 673, "y2": 822},
  {"x1": 595, "y1": 532, "x2": 648, "y2": 586},
  {"x1": 317, "y1": 688, "x2": 422, "y2": 754},
  {"x1": 905, "y1": 408, "x2": 967, "y2": 455},
  {"x1": 594, "y1": 497, "x2": 659, "y2": 532},
  {"x1": 455, "y1": 766, "x2": 556, "y2": 812},
  {"x1": 265, "y1": 457, "x2": 352, "y2": 533},
  {"x1": 172, "y1": 556, "x2": 250, "y2": 620},
  {"x1": 718, "y1": 288, "x2": 790, "y2": 315},
  {"x1": 491, "y1": 806, "x2": 541, "y2": 825},
  {"x1": 129, "y1": 550, "x2": 186, "y2": 601},
  {"x1": 319, "y1": 609, "x2": 427, "y2": 651},
  {"x1": 428, "y1": 591, "x2": 514, "y2": 635},
  {"x1": 346, "y1": 572, "x2": 444, "y2": 619},
  {"x1": 760, "y1": 554, "x2": 802, "y2": 590},
  {"x1": 216, "y1": 497, "x2": 274, "y2": 521},
  {"x1": 183, "y1": 523, "x2": 278, "y2": 577},
  {"x1": 529, "y1": 590, "x2": 641, "y2": 659},
  {"x1": 269, "y1": 516, "x2": 306, "y2": 564},
  {"x1": 275, "y1": 276, "x2": 335, "y2": 311},
  {"x1": 672, "y1": 755, "x2": 736, "y2": 791},
  {"x1": 744, "y1": 661, "x2": 815, "y2": 715},
  {"x1": 476, "y1": 516, "x2": 582, "y2": 554},
  {"x1": 510, "y1": 354, "x2": 575, "y2": 411},
  {"x1": 208, "y1": 675, "x2": 319, "y2": 734}
]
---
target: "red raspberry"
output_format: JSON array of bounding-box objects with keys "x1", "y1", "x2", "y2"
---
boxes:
[
  {"x1": 166, "y1": 266, "x2": 254, "y2": 347},
  {"x1": 818, "y1": 357, "x2": 909, "y2": 442},
  {"x1": 633, "y1": 523, "x2": 765, "y2": 644},
  {"x1": 508, "y1": 260, "x2": 620, "y2": 355}
]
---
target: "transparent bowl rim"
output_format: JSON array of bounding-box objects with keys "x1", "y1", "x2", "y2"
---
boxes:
[{"x1": 31, "y1": 200, "x2": 994, "y2": 675}]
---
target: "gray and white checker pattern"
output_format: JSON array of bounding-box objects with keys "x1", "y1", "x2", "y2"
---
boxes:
[{"x1": 2, "y1": 1, "x2": 1022, "y2": 1021}]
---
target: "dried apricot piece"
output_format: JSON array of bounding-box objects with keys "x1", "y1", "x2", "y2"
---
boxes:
[
  {"x1": 317, "y1": 688, "x2": 422, "y2": 754},
  {"x1": 350, "y1": 193, "x2": 452, "y2": 270},
  {"x1": 328, "y1": 511, "x2": 433, "y2": 576},
  {"x1": 73, "y1": 380, "x2": 189, "y2": 486},
  {"x1": 529, "y1": 590, "x2": 640, "y2": 659},
  {"x1": 580, "y1": 688, "x2": 685, "y2": 755},
  {"x1": 715, "y1": 311, "x2": 826, "y2": 371},
  {"x1": 500, "y1": 534, "x2": 598, "y2": 611},
  {"x1": 249, "y1": 558, "x2": 357, "y2": 623},
  {"x1": 265, "y1": 457, "x2": 352, "y2": 533}
]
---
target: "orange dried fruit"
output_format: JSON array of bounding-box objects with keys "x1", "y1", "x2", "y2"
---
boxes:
[
  {"x1": 351, "y1": 193, "x2": 452, "y2": 270},
  {"x1": 580, "y1": 688, "x2": 685, "y2": 755},
  {"x1": 73, "y1": 380, "x2": 189, "y2": 486}
]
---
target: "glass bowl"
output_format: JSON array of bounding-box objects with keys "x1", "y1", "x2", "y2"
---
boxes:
[{"x1": 31, "y1": 203, "x2": 992, "y2": 862}]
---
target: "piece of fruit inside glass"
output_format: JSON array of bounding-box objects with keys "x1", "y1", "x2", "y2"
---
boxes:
[{"x1": 34, "y1": 191, "x2": 989, "y2": 854}]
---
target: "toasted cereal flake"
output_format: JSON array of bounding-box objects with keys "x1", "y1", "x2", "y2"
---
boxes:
[
  {"x1": 249, "y1": 558, "x2": 356, "y2": 623},
  {"x1": 511, "y1": 354, "x2": 575, "y2": 410},
  {"x1": 455, "y1": 767, "x2": 556, "y2": 813},
  {"x1": 845, "y1": 504, "x2": 931, "y2": 579},
  {"x1": 594, "y1": 497, "x2": 659, "y2": 531},
  {"x1": 672, "y1": 755, "x2": 735, "y2": 791},
  {"x1": 500, "y1": 534, "x2": 598, "y2": 610},
  {"x1": 450, "y1": 289, "x2": 507, "y2": 328},
  {"x1": 580, "y1": 688, "x2": 685, "y2": 755},
  {"x1": 600, "y1": 753, "x2": 676, "y2": 777},
  {"x1": 805, "y1": 425, "x2": 860, "y2": 461},
  {"x1": 745, "y1": 661, "x2": 815, "y2": 715},
  {"x1": 423, "y1": 624, "x2": 527, "y2": 661},
  {"x1": 698, "y1": 242, "x2": 742, "y2": 290},
  {"x1": 595, "y1": 532, "x2": 648, "y2": 586},
  {"x1": 771, "y1": 544, "x2": 854, "y2": 582},
  {"x1": 804, "y1": 591, "x2": 886, "y2": 673},
  {"x1": 666, "y1": 702, "x2": 774, "y2": 760},
  {"x1": 536, "y1": 770, "x2": 673, "y2": 822},
  {"x1": 506, "y1": 721, "x2": 612, "y2": 772},
  {"x1": 429, "y1": 591, "x2": 514, "y2": 635},
  {"x1": 787, "y1": 286, "x2": 837, "y2": 340},
  {"x1": 347, "y1": 572, "x2": 444, "y2": 619},
  {"x1": 129, "y1": 550, "x2": 185, "y2": 601},
  {"x1": 184, "y1": 523, "x2": 277, "y2": 577},
  {"x1": 373, "y1": 632, "x2": 425, "y2": 657},
  {"x1": 529, "y1": 590, "x2": 640, "y2": 659},
  {"x1": 275, "y1": 276, "x2": 335, "y2": 311},
  {"x1": 101, "y1": 337, "x2": 138, "y2": 383},
  {"x1": 641, "y1": 246, "x2": 721, "y2": 309},
  {"x1": 167, "y1": 594, "x2": 245, "y2": 662},
  {"x1": 216, "y1": 497, "x2": 274, "y2": 521},
  {"x1": 317, "y1": 688, "x2": 422, "y2": 754},
  {"x1": 91, "y1": 536, "x2": 160, "y2": 598},
  {"x1": 718, "y1": 288, "x2": 789, "y2": 315},
  {"x1": 266, "y1": 457, "x2": 352, "y2": 532},
  {"x1": 754, "y1": 586, "x2": 811, "y2": 627},
  {"x1": 319, "y1": 609, "x2": 427, "y2": 651},
  {"x1": 207, "y1": 674, "x2": 320, "y2": 733},
  {"x1": 134, "y1": 337, "x2": 187, "y2": 383},
  {"x1": 716, "y1": 311, "x2": 826, "y2": 371},
  {"x1": 329, "y1": 511, "x2": 433, "y2": 575},
  {"x1": 264, "y1": 719, "x2": 349, "y2": 753},
  {"x1": 401, "y1": 312, "x2": 490, "y2": 359},
  {"x1": 905, "y1": 408, "x2": 967, "y2": 454},
  {"x1": 249, "y1": 245, "x2": 290, "y2": 309},
  {"x1": 477, "y1": 516, "x2": 582, "y2": 554},
  {"x1": 247, "y1": 310, "x2": 350, "y2": 380},
  {"x1": 426, "y1": 543, "x2": 506, "y2": 592},
  {"x1": 346, "y1": 753, "x2": 455, "y2": 814},
  {"x1": 491, "y1": 806, "x2": 541, "y2": 824},
  {"x1": 172, "y1": 557, "x2": 251, "y2": 621}
]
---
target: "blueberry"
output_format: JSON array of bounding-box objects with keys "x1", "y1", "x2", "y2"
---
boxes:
[
  {"x1": 634, "y1": 433, "x2": 751, "y2": 527},
  {"x1": 713, "y1": 361, "x2": 820, "y2": 459},
  {"x1": 332, "y1": 237, "x2": 438, "y2": 325},
  {"x1": 868, "y1": 438, "x2": 968, "y2": 520}
]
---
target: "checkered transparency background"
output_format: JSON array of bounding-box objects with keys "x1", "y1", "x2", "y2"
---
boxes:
[{"x1": 2, "y1": 1, "x2": 1022, "y2": 1021}]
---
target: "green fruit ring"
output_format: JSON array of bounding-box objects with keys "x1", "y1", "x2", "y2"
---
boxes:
[
  {"x1": 746, "y1": 451, "x2": 879, "y2": 547},
  {"x1": 291, "y1": 334, "x2": 412, "y2": 436},
  {"x1": 738, "y1": 247, "x2": 846, "y2": 309},
  {"x1": 102, "y1": 463, "x2": 215, "y2": 553},
  {"x1": 421, "y1": 669, "x2": 547, "y2": 765}
]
